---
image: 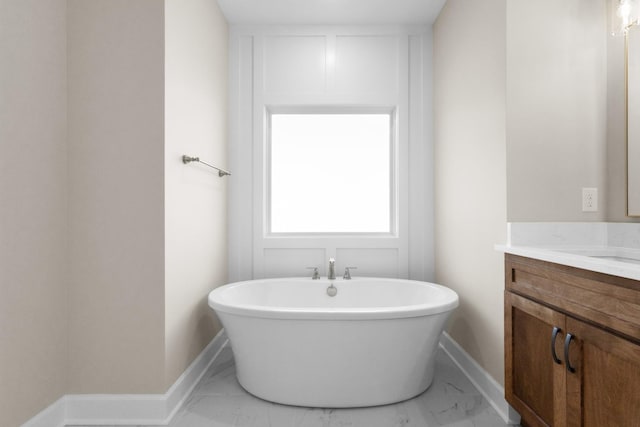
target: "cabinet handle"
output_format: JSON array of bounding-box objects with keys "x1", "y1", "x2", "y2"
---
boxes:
[
  {"x1": 551, "y1": 326, "x2": 562, "y2": 364},
  {"x1": 564, "y1": 333, "x2": 576, "y2": 373}
]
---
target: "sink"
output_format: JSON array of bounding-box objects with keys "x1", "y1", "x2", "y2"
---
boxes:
[
  {"x1": 589, "y1": 255, "x2": 640, "y2": 265},
  {"x1": 498, "y1": 243, "x2": 640, "y2": 281},
  {"x1": 550, "y1": 247, "x2": 640, "y2": 265}
]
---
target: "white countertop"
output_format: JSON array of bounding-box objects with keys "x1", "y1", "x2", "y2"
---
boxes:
[{"x1": 496, "y1": 244, "x2": 640, "y2": 282}]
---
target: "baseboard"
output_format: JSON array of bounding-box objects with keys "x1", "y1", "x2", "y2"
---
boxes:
[
  {"x1": 22, "y1": 330, "x2": 229, "y2": 427},
  {"x1": 439, "y1": 332, "x2": 521, "y2": 425},
  {"x1": 26, "y1": 330, "x2": 516, "y2": 426}
]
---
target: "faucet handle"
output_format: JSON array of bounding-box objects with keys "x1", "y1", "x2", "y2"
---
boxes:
[
  {"x1": 343, "y1": 267, "x2": 357, "y2": 280},
  {"x1": 306, "y1": 267, "x2": 320, "y2": 280}
]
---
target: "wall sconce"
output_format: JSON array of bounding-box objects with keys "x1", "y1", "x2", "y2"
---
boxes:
[{"x1": 612, "y1": 0, "x2": 640, "y2": 35}]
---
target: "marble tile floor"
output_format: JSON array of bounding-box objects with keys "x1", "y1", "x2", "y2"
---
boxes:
[{"x1": 69, "y1": 344, "x2": 512, "y2": 427}]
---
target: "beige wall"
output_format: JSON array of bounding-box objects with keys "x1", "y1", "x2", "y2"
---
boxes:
[
  {"x1": 434, "y1": 0, "x2": 507, "y2": 384},
  {"x1": 164, "y1": 0, "x2": 228, "y2": 387},
  {"x1": 435, "y1": 0, "x2": 620, "y2": 387},
  {"x1": 0, "y1": 1, "x2": 69, "y2": 424},
  {"x1": 66, "y1": 0, "x2": 229, "y2": 397},
  {"x1": 67, "y1": 0, "x2": 166, "y2": 393},
  {"x1": 506, "y1": 0, "x2": 608, "y2": 221},
  {"x1": 1, "y1": 0, "x2": 228, "y2": 410}
]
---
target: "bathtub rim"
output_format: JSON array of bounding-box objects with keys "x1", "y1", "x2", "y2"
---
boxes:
[{"x1": 208, "y1": 277, "x2": 459, "y2": 320}]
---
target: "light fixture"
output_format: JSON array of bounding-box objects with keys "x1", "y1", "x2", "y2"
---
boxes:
[{"x1": 612, "y1": 0, "x2": 640, "y2": 36}]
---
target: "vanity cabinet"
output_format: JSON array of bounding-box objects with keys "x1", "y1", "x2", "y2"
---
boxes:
[{"x1": 504, "y1": 254, "x2": 640, "y2": 427}]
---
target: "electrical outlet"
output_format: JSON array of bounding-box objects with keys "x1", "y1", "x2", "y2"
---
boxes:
[{"x1": 582, "y1": 188, "x2": 598, "y2": 212}]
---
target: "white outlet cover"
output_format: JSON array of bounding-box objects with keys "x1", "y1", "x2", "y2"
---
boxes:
[{"x1": 582, "y1": 187, "x2": 598, "y2": 212}]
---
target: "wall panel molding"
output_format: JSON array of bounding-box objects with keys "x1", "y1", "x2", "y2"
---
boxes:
[{"x1": 228, "y1": 25, "x2": 434, "y2": 282}]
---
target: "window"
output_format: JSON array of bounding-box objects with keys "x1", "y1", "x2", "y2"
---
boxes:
[{"x1": 268, "y1": 109, "x2": 395, "y2": 234}]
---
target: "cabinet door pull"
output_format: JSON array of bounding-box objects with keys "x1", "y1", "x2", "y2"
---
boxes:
[
  {"x1": 551, "y1": 326, "x2": 563, "y2": 364},
  {"x1": 564, "y1": 333, "x2": 576, "y2": 373}
]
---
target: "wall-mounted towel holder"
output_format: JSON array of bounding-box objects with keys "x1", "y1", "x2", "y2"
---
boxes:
[{"x1": 182, "y1": 155, "x2": 231, "y2": 177}]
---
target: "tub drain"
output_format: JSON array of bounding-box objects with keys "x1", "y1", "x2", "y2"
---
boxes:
[{"x1": 326, "y1": 283, "x2": 337, "y2": 297}]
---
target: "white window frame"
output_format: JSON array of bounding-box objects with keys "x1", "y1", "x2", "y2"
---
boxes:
[{"x1": 264, "y1": 105, "x2": 399, "y2": 237}]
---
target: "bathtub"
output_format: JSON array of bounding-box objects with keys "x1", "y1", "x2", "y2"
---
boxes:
[{"x1": 208, "y1": 277, "x2": 459, "y2": 408}]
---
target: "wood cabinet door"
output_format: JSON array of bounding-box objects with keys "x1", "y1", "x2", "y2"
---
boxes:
[
  {"x1": 565, "y1": 317, "x2": 640, "y2": 427},
  {"x1": 505, "y1": 292, "x2": 567, "y2": 427}
]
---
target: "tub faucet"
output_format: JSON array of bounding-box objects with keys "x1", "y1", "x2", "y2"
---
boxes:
[
  {"x1": 306, "y1": 267, "x2": 320, "y2": 280},
  {"x1": 328, "y1": 258, "x2": 336, "y2": 280},
  {"x1": 343, "y1": 267, "x2": 357, "y2": 280}
]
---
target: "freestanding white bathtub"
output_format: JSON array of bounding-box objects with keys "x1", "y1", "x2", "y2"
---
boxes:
[{"x1": 208, "y1": 277, "x2": 459, "y2": 408}]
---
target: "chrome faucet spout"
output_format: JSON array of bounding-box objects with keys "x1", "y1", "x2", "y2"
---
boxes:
[{"x1": 328, "y1": 258, "x2": 336, "y2": 280}]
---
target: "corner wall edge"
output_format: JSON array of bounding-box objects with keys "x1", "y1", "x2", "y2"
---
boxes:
[
  {"x1": 22, "y1": 330, "x2": 229, "y2": 427},
  {"x1": 439, "y1": 331, "x2": 521, "y2": 425}
]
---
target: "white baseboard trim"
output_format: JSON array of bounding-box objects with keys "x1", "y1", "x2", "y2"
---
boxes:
[
  {"x1": 22, "y1": 330, "x2": 229, "y2": 427},
  {"x1": 26, "y1": 330, "x2": 516, "y2": 426},
  {"x1": 439, "y1": 332, "x2": 521, "y2": 425}
]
